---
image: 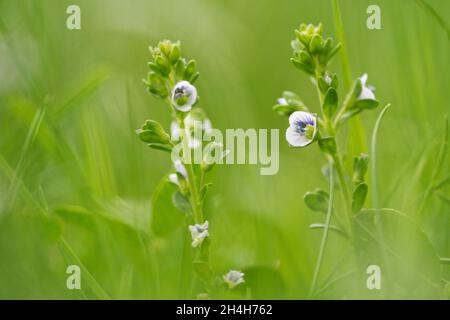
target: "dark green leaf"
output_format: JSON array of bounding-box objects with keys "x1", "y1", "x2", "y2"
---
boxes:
[
  {"x1": 352, "y1": 183, "x2": 368, "y2": 213},
  {"x1": 353, "y1": 99, "x2": 379, "y2": 110},
  {"x1": 172, "y1": 191, "x2": 191, "y2": 214},
  {"x1": 304, "y1": 189, "x2": 329, "y2": 213},
  {"x1": 323, "y1": 87, "x2": 338, "y2": 118}
]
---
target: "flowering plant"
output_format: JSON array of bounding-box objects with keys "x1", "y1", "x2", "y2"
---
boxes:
[
  {"x1": 137, "y1": 40, "x2": 243, "y2": 298},
  {"x1": 273, "y1": 22, "x2": 448, "y2": 297}
]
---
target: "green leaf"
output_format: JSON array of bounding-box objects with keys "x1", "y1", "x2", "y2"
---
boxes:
[
  {"x1": 318, "y1": 77, "x2": 329, "y2": 95},
  {"x1": 343, "y1": 78, "x2": 362, "y2": 110},
  {"x1": 338, "y1": 108, "x2": 362, "y2": 126},
  {"x1": 148, "y1": 143, "x2": 172, "y2": 153},
  {"x1": 169, "y1": 44, "x2": 181, "y2": 64},
  {"x1": 354, "y1": 99, "x2": 379, "y2": 110},
  {"x1": 200, "y1": 183, "x2": 213, "y2": 200},
  {"x1": 272, "y1": 104, "x2": 300, "y2": 116},
  {"x1": 148, "y1": 62, "x2": 165, "y2": 77},
  {"x1": 151, "y1": 178, "x2": 185, "y2": 236},
  {"x1": 327, "y1": 43, "x2": 341, "y2": 61},
  {"x1": 291, "y1": 58, "x2": 314, "y2": 75},
  {"x1": 155, "y1": 55, "x2": 170, "y2": 76},
  {"x1": 184, "y1": 59, "x2": 196, "y2": 80},
  {"x1": 136, "y1": 119, "x2": 171, "y2": 145},
  {"x1": 189, "y1": 72, "x2": 200, "y2": 83},
  {"x1": 309, "y1": 34, "x2": 323, "y2": 54},
  {"x1": 282, "y1": 91, "x2": 307, "y2": 108},
  {"x1": 323, "y1": 87, "x2": 338, "y2": 118},
  {"x1": 304, "y1": 189, "x2": 329, "y2": 213},
  {"x1": 172, "y1": 191, "x2": 191, "y2": 214},
  {"x1": 352, "y1": 182, "x2": 368, "y2": 213}
]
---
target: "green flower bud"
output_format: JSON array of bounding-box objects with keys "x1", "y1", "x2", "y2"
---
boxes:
[
  {"x1": 169, "y1": 43, "x2": 181, "y2": 64},
  {"x1": 353, "y1": 153, "x2": 369, "y2": 184},
  {"x1": 158, "y1": 40, "x2": 173, "y2": 57},
  {"x1": 136, "y1": 120, "x2": 171, "y2": 146}
]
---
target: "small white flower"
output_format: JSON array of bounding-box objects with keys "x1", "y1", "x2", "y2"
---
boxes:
[
  {"x1": 172, "y1": 81, "x2": 197, "y2": 112},
  {"x1": 324, "y1": 74, "x2": 332, "y2": 85},
  {"x1": 188, "y1": 220, "x2": 209, "y2": 247},
  {"x1": 285, "y1": 111, "x2": 317, "y2": 147},
  {"x1": 358, "y1": 73, "x2": 376, "y2": 101},
  {"x1": 223, "y1": 270, "x2": 245, "y2": 289},
  {"x1": 168, "y1": 160, "x2": 188, "y2": 186},
  {"x1": 277, "y1": 97, "x2": 288, "y2": 106}
]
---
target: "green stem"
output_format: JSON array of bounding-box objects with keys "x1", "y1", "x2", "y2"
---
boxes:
[
  {"x1": 179, "y1": 121, "x2": 203, "y2": 223},
  {"x1": 309, "y1": 157, "x2": 335, "y2": 296},
  {"x1": 332, "y1": 151, "x2": 353, "y2": 237},
  {"x1": 371, "y1": 104, "x2": 391, "y2": 212}
]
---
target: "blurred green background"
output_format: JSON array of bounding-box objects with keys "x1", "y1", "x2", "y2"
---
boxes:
[{"x1": 0, "y1": 0, "x2": 449, "y2": 299}]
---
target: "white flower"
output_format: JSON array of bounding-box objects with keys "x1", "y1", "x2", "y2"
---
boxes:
[
  {"x1": 358, "y1": 73, "x2": 376, "y2": 101},
  {"x1": 277, "y1": 97, "x2": 288, "y2": 106},
  {"x1": 172, "y1": 81, "x2": 197, "y2": 112},
  {"x1": 223, "y1": 270, "x2": 245, "y2": 289},
  {"x1": 168, "y1": 160, "x2": 188, "y2": 186},
  {"x1": 285, "y1": 111, "x2": 317, "y2": 147},
  {"x1": 324, "y1": 74, "x2": 332, "y2": 85},
  {"x1": 188, "y1": 220, "x2": 209, "y2": 247}
]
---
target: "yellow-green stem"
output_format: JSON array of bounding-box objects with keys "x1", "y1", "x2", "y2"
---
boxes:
[
  {"x1": 179, "y1": 120, "x2": 203, "y2": 223},
  {"x1": 332, "y1": 150, "x2": 354, "y2": 238}
]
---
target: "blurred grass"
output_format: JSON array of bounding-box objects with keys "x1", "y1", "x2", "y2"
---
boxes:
[{"x1": 0, "y1": 0, "x2": 449, "y2": 299}]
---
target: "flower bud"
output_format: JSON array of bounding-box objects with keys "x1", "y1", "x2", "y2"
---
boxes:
[
  {"x1": 136, "y1": 119, "x2": 171, "y2": 145},
  {"x1": 353, "y1": 153, "x2": 369, "y2": 184}
]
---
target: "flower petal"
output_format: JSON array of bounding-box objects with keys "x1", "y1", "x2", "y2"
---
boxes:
[
  {"x1": 288, "y1": 111, "x2": 315, "y2": 126},
  {"x1": 168, "y1": 173, "x2": 179, "y2": 186},
  {"x1": 286, "y1": 126, "x2": 313, "y2": 147},
  {"x1": 358, "y1": 86, "x2": 375, "y2": 100}
]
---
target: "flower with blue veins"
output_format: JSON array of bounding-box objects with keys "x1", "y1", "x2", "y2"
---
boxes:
[
  {"x1": 172, "y1": 80, "x2": 197, "y2": 112},
  {"x1": 285, "y1": 111, "x2": 317, "y2": 147}
]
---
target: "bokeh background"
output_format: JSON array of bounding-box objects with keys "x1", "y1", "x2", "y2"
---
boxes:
[{"x1": 0, "y1": 0, "x2": 449, "y2": 299}]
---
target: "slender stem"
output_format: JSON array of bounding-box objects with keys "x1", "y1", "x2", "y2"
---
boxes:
[
  {"x1": 332, "y1": 151, "x2": 353, "y2": 237},
  {"x1": 309, "y1": 157, "x2": 335, "y2": 296},
  {"x1": 371, "y1": 104, "x2": 391, "y2": 212},
  {"x1": 179, "y1": 121, "x2": 203, "y2": 223}
]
